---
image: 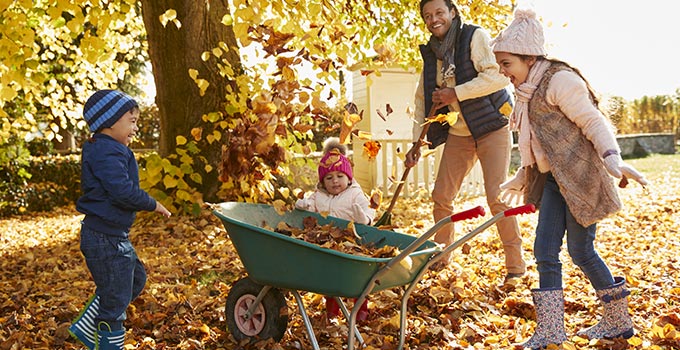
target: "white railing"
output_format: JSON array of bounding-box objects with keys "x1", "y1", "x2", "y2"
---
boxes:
[{"x1": 375, "y1": 139, "x2": 485, "y2": 200}]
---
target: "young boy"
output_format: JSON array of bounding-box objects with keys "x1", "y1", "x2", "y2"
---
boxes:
[{"x1": 69, "y1": 90, "x2": 171, "y2": 350}]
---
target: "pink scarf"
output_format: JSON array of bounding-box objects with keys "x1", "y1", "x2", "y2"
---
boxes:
[{"x1": 510, "y1": 59, "x2": 551, "y2": 172}]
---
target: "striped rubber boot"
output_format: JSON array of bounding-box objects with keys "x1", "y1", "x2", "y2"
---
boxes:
[
  {"x1": 520, "y1": 287, "x2": 567, "y2": 350},
  {"x1": 577, "y1": 276, "x2": 634, "y2": 340},
  {"x1": 96, "y1": 322, "x2": 125, "y2": 350},
  {"x1": 68, "y1": 295, "x2": 99, "y2": 350}
]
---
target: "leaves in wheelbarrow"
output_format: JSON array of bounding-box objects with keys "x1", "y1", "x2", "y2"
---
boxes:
[{"x1": 271, "y1": 216, "x2": 400, "y2": 258}]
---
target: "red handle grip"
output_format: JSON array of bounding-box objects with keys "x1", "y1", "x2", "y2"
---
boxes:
[
  {"x1": 504, "y1": 203, "x2": 536, "y2": 217},
  {"x1": 450, "y1": 206, "x2": 485, "y2": 222}
]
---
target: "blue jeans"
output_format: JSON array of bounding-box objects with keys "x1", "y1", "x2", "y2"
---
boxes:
[
  {"x1": 534, "y1": 174, "x2": 614, "y2": 290},
  {"x1": 80, "y1": 224, "x2": 146, "y2": 331}
]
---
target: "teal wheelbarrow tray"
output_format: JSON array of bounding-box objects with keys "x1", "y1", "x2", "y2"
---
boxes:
[{"x1": 213, "y1": 202, "x2": 536, "y2": 349}]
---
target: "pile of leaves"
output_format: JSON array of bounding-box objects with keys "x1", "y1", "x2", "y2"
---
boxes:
[
  {"x1": 1, "y1": 157, "x2": 679, "y2": 350},
  {"x1": 271, "y1": 216, "x2": 399, "y2": 258}
]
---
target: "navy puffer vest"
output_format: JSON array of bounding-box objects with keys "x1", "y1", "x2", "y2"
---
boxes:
[{"x1": 419, "y1": 23, "x2": 512, "y2": 148}]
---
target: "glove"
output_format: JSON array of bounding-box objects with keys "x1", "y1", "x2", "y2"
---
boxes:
[
  {"x1": 500, "y1": 167, "x2": 525, "y2": 206},
  {"x1": 603, "y1": 153, "x2": 648, "y2": 186},
  {"x1": 295, "y1": 198, "x2": 311, "y2": 211},
  {"x1": 352, "y1": 203, "x2": 370, "y2": 225}
]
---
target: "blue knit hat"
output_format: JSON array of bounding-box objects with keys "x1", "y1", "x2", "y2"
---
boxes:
[{"x1": 83, "y1": 90, "x2": 138, "y2": 132}]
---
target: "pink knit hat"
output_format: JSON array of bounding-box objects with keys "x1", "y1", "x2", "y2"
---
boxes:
[
  {"x1": 318, "y1": 149, "x2": 353, "y2": 182},
  {"x1": 492, "y1": 8, "x2": 546, "y2": 56}
]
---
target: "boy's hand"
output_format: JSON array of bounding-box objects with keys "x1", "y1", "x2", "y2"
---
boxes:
[{"x1": 155, "y1": 202, "x2": 172, "y2": 218}]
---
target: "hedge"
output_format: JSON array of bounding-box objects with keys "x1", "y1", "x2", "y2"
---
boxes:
[{"x1": 0, "y1": 155, "x2": 80, "y2": 217}]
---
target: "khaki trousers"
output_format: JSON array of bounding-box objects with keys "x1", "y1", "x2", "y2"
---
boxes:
[{"x1": 431, "y1": 128, "x2": 526, "y2": 274}]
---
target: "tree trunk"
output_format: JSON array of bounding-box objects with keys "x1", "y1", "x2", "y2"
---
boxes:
[{"x1": 141, "y1": 0, "x2": 240, "y2": 202}]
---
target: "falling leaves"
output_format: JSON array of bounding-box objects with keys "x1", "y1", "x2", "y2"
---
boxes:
[
  {"x1": 369, "y1": 189, "x2": 382, "y2": 210},
  {"x1": 362, "y1": 140, "x2": 381, "y2": 161},
  {"x1": 338, "y1": 110, "x2": 362, "y2": 144},
  {"x1": 376, "y1": 108, "x2": 387, "y2": 121},
  {"x1": 376, "y1": 104, "x2": 394, "y2": 122},
  {"x1": 423, "y1": 111, "x2": 459, "y2": 127}
]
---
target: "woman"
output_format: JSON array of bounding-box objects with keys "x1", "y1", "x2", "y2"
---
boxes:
[{"x1": 491, "y1": 8, "x2": 648, "y2": 349}]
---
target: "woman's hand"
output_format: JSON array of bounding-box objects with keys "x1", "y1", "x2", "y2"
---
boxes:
[
  {"x1": 603, "y1": 153, "x2": 648, "y2": 186},
  {"x1": 500, "y1": 167, "x2": 526, "y2": 206}
]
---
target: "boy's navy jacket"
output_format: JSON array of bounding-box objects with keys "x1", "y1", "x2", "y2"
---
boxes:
[{"x1": 76, "y1": 133, "x2": 156, "y2": 237}]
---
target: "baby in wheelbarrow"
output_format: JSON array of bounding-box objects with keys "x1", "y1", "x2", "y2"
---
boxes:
[{"x1": 295, "y1": 138, "x2": 376, "y2": 321}]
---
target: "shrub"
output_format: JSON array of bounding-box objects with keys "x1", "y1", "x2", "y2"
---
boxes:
[{"x1": 0, "y1": 155, "x2": 80, "y2": 217}]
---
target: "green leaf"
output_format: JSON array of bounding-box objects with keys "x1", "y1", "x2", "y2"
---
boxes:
[{"x1": 190, "y1": 172, "x2": 203, "y2": 184}]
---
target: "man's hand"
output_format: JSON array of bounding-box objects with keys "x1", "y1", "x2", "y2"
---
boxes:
[
  {"x1": 432, "y1": 87, "x2": 457, "y2": 110},
  {"x1": 405, "y1": 143, "x2": 422, "y2": 168}
]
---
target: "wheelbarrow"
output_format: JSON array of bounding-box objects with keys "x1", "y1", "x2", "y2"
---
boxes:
[{"x1": 213, "y1": 202, "x2": 536, "y2": 350}]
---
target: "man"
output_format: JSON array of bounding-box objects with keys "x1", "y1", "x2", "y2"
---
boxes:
[{"x1": 405, "y1": 0, "x2": 525, "y2": 282}]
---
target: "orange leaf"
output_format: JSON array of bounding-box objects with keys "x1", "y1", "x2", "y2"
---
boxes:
[
  {"x1": 369, "y1": 189, "x2": 382, "y2": 209},
  {"x1": 191, "y1": 127, "x2": 202, "y2": 141},
  {"x1": 339, "y1": 111, "x2": 362, "y2": 144},
  {"x1": 362, "y1": 140, "x2": 381, "y2": 160}
]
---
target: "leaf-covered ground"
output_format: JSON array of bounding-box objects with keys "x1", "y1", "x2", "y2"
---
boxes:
[{"x1": 1, "y1": 155, "x2": 679, "y2": 350}]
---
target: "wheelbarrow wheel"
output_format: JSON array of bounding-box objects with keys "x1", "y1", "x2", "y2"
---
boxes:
[{"x1": 226, "y1": 277, "x2": 288, "y2": 342}]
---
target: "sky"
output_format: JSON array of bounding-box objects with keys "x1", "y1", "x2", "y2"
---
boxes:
[{"x1": 519, "y1": 0, "x2": 680, "y2": 100}]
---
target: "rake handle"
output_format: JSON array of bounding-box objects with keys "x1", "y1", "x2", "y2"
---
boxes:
[
  {"x1": 382, "y1": 166, "x2": 412, "y2": 214},
  {"x1": 382, "y1": 100, "x2": 442, "y2": 216}
]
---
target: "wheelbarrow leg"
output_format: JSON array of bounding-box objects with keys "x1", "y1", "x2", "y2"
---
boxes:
[
  {"x1": 336, "y1": 297, "x2": 364, "y2": 345},
  {"x1": 398, "y1": 287, "x2": 409, "y2": 350},
  {"x1": 291, "y1": 291, "x2": 321, "y2": 350}
]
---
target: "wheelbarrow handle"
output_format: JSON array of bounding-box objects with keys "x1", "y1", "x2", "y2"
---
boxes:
[
  {"x1": 435, "y1": 203, "x2": 537, "y2": 258},
  {"x1": 449, "y1": 205, "x2": 485, "y2": 222},
  {"x1": 503, "y1": 203, "x2": 536, "y2": 217},
  {"x1": 369, "y1": 206, "x2": 484, "y2": 273}
]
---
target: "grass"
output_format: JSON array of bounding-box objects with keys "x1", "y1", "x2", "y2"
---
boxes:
[{"x1": 626, "y1": 150, "x2": 680, "y2": 179}]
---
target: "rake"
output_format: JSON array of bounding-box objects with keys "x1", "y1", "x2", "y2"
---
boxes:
[{"x1": 374, "y1": 101, "x2": 442, "y2": 227}]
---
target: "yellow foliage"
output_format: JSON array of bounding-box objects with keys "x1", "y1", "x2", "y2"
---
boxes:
[
  {"x1": 423, "y1": 111, "x2": 459, "y2": 127},
  {"x1": 499, "y1": 101, "x2": 513, "y2": 116},
  {"x1": 158, "y1": 9, "x2": 178, "y2": 28}
]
